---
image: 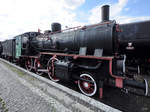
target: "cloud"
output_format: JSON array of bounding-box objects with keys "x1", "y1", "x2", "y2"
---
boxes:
[
  {"x1": 110, "y1": 0, "x2": 128, "y2": 17},
  {"x1": 1, "y1": 0, "x2": 149, "y2": 41},
  {"x1": 88, "y1": 0, "x2": 150, "y2": 24},
  {"x1": 0, "y1": 0, "x2": 85, "y2": 41},
  {"x1": 115, "y1": 16, "x2": 150, "y2": 24},
  {"x1": 62, "y1": 0, "x2": 85, "y2": 9}
]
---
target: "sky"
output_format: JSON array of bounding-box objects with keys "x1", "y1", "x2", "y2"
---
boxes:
[{"x1": 0, "y1": 0, "x2": 150, "y2": 41}]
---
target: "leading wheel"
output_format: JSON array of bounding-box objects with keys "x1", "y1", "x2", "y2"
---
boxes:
[
  {"x1": 78, "y1": 72, "x2": 97, "y2": 96},
  {"x1": 47, "y1": 57, "x2": 60, "y2": 82}
]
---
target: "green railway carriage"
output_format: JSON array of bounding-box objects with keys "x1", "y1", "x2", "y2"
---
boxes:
[{"x1": 1, "y1": 32, "x2": 40, "y2": 61}]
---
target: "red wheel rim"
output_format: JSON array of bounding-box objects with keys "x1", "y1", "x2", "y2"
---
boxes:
[
  {"x1": 78, "y1": 73, "x2": 97, "y2": 96},
  {"x1": 47, "y1": 58, "x2": 59, "y2": 82}
]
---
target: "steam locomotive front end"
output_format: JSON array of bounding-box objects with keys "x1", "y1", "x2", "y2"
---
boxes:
[{"x1": 99, "y1": 5, "x2": 149, "y2": 96}]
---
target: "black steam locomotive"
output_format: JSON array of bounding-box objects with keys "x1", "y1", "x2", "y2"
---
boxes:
[{"x1": 0, "y1": 5, "x2": 149, "y2": 98}]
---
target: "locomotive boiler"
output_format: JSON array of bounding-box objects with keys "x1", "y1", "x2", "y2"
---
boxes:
[{"x1": 1, "y1": 5, "x2": 149, "y2": 98}]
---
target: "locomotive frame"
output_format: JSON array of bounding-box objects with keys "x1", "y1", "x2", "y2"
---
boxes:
[{"x1": 21, "y1": 51, "x2": 124, "y2": 98}]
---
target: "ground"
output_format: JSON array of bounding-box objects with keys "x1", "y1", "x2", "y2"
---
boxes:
[
  {"x1": 0, "y1": 61, "x2": 64, "y2": 112},
  {"x1": 0, "y1": 59, "x2": 110, "y2": 112}
]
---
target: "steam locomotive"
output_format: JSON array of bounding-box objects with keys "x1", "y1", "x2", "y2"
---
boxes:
[{"x1": 0, "y1": 5, "x2": 149, "y2": 98}]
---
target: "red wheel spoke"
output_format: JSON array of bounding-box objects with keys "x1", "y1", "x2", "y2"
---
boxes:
[
  {"x1": 47, "y1": 57, "x2": 59, "y2": 82},
  {"x1": 78, "y1": 73, "x2": 97, "y2": 96}
]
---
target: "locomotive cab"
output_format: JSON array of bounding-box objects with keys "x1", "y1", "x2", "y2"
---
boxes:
[{"x1": 15, "y1": 32, "x2": 41, "y2": 58}]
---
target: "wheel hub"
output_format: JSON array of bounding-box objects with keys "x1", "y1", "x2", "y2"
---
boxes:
[
  {"x1": 83, "y1": 82, "x2": 90, "y2": 89},
  {"x1": 37, "y1": 63, "x2": 40, "y2": 67},
  {"x1": 78, "y1": 73, "x2": 97, "y2": 96}
]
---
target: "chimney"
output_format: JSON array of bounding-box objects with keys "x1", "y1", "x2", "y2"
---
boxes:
[{"x1": 101, "y1": 5, "x2": 110, "y2": 22}]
